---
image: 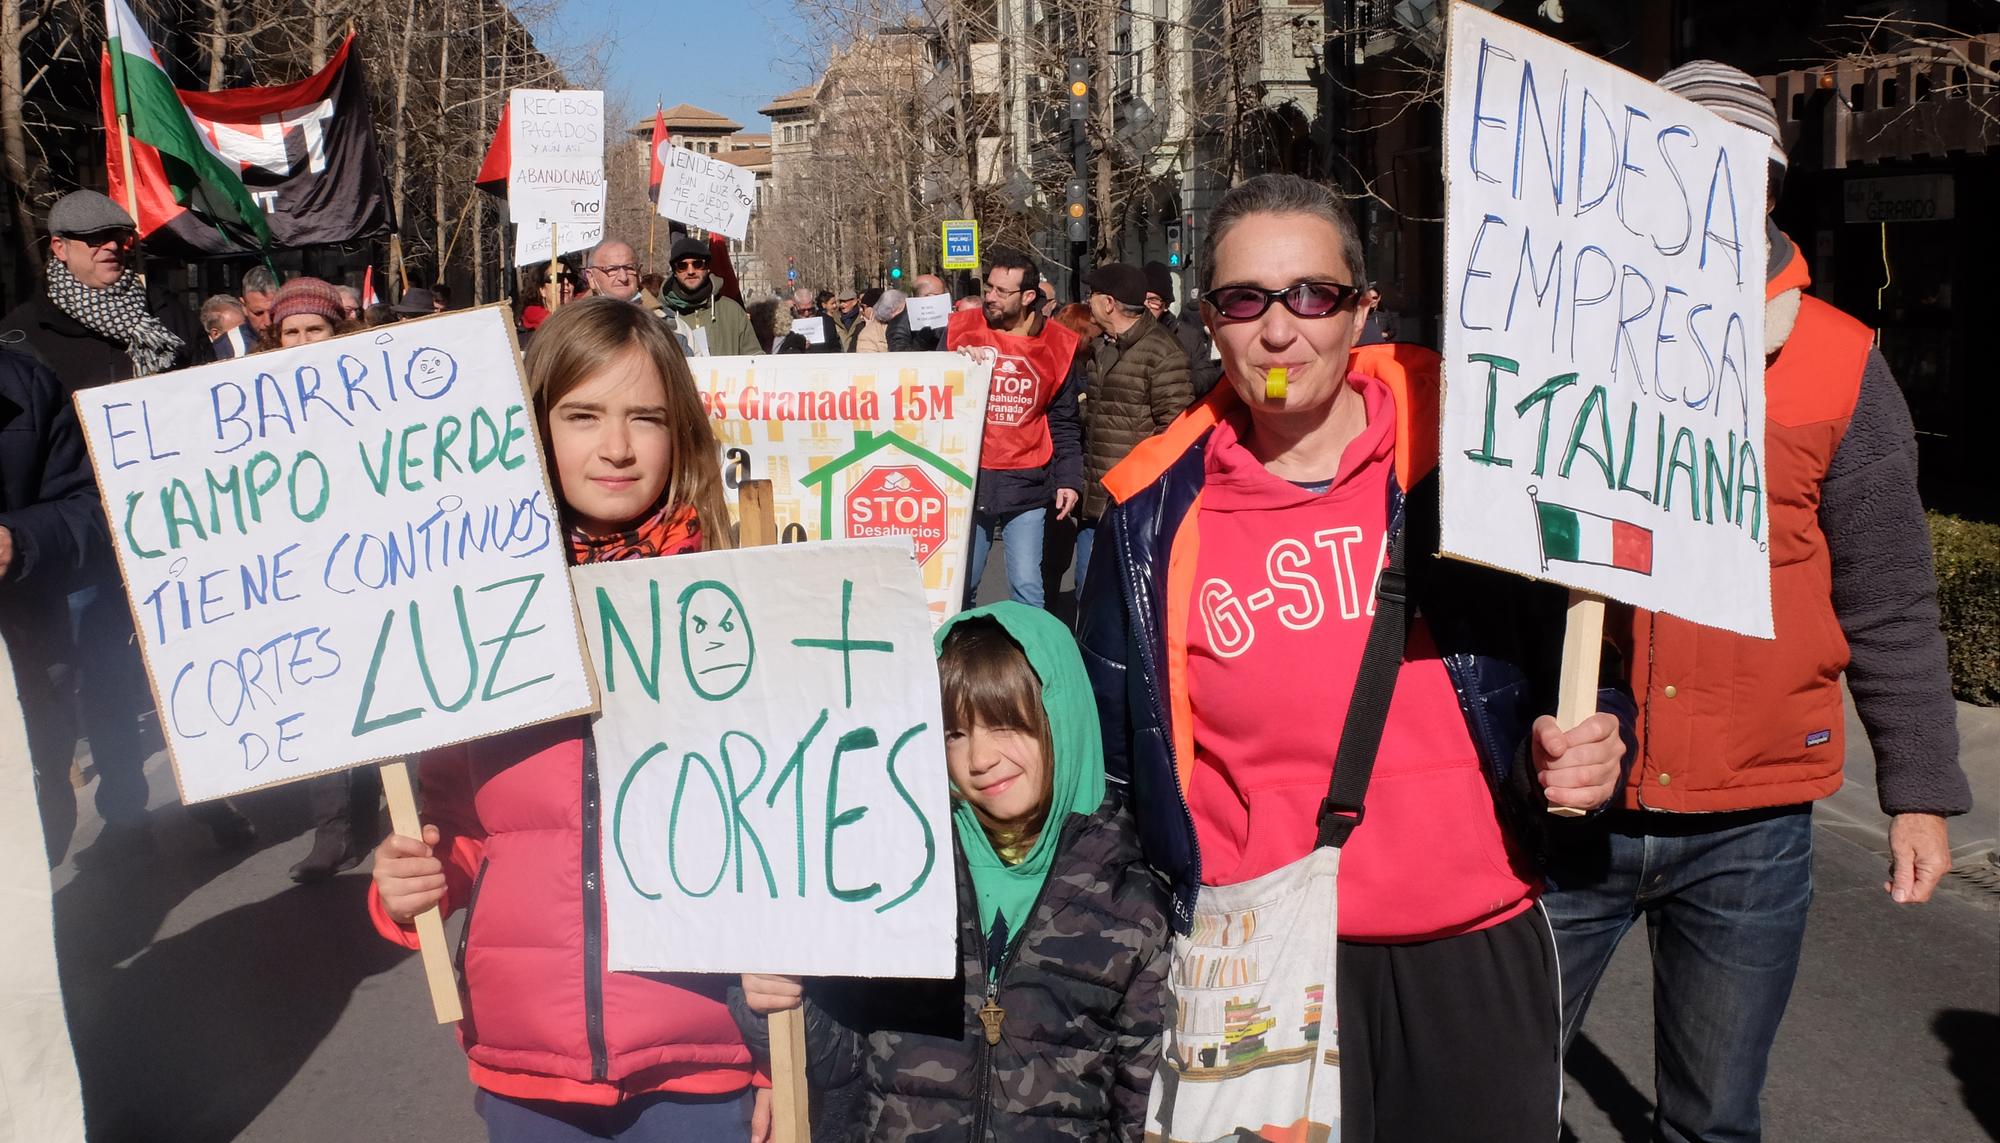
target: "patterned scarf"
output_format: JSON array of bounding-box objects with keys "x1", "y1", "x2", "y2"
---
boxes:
[
  {"x1": 44, "y1": 260, "x2": 185, "y2": 377},
  {"x1": 567, "y1": 503, "x2": 703, "y2": 566}
]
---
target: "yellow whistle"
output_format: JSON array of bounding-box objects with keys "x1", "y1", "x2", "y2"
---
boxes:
[{"x1": 1264, "y1": 367, "x2": 1289, "y2": 400}]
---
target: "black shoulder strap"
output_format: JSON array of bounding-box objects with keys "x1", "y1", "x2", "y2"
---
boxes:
[{"x1": 1316, "y1": 520, "x2": 1410, "y2": 849}]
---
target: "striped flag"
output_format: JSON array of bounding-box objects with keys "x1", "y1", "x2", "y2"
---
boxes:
[
  {"x1": 647, "y1": 107, "x2": 669, "y2": 196},
  {"x1": 360, "y1": 266, "x2": 380, "y2": 308},
  {"x1": 1534, "y1": 499, "x2": 1654, "y2": 575},
  {"x1": 103, "y1": 0, "x2": 269, "y2": 245}
]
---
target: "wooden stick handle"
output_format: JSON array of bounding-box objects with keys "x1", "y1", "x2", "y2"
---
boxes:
[
  {"x1": 1549, "y1": 590, "x2": 1606, "y2": 818},
  {"x1": 380, "y1": 760, "x2": 465, "y2": 1024},
  {"x1": 738, "y1": 479, "x2": 778, "y2": 548},
  {"x1": 768, "y1": 1008, "x2": 812, "y2": 1143}
]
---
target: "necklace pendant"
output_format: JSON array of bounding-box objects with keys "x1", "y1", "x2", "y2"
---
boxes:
[{"x1": 977, "y1": 1001, "x2": 1005, "y2": 1046}]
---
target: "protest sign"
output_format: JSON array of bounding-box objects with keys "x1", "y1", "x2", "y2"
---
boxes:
[
  {"x1": 578, "y1": 538, "x2": 956, "y2": 977},
  {"x1": 513, "y1": 217, "x2": 602, "y2": 266},
  {"x1": 508, "y1": 88, "x2": 605, "y2": 225},
  {"x1": 905, "y1": 293, "x2": 952, "y2": 331},
  {"x1": 1441, "y1": 3, "x2": 1772, "y2": 638},
  {"x1": 791, "y1": 316, "x2": 826, "y2": 346},
  {"x1": 72, "y1": 307, "x2": 595, "y2": 803},
  {"x1": 693, "y1": 352, "x2": 992, "y2": 622},
  {"x1": 656, "y1": 144, "x2": 757, "y2": 240}
]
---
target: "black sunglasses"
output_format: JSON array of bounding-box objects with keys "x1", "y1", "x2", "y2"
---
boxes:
[
  {"x1": 1203, "y1": 280, "x2": 1364, "y2": 321},
  {"x1": 674, "y1": 257, "x2": 709, "y2": 270}
]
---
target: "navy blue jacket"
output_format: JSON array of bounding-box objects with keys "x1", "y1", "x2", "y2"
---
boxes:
[{"x1": 1075, "y1": 381, "x2": 1635, "y2": 933}]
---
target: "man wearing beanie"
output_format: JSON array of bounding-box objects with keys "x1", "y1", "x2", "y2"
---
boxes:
[
  {"x1": 1543, "y1": 60, "x2": 1970, "y2": 1143},
  {"x1": 661, "y1": 234, "x2": 760, "y2": 356},
  {"x1": 1141, "y1": 259, "x2": 1219, "y2": 399},
  {"x1": 0, "y1": 190, "x2": 256, "y2": 867},
  {"x1": 1076, "y1": 262, "x2": 1189, "y2": 592}
]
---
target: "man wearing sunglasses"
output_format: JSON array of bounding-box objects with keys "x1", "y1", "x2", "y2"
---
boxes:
[
  {"x1": 0, "y1": 190, "x2": 255, "y2": 867},
  {"x1": 944, "y1": 247, "x2": 1084, "y2": 610},
  {"x1": 661, "y1": 234, "x2": 761, "y2": 356}
]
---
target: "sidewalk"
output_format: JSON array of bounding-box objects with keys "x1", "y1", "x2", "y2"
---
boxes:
[{"x1": 1819, "y1": 689, "x2": 2000, "y2": 886}]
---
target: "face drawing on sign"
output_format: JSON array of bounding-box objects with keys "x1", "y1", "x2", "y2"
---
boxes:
[
  {"x1": 407, "y1": 347, "x2": 457, "y2": 399},
  {"x1": 678, "y1": 581, "x2": 753, "y2": 700}
]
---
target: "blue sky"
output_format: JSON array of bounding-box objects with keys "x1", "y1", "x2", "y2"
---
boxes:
[{"x1": 529, "y1": 0, "x2": 813, "y2": 137}]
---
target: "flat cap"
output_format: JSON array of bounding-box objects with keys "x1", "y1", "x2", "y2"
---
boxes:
[
  {"x1": 48, "y1": 189, "x2": 136, "y2": 236},
  {"x1": 1085, "y1": 262, "x2": 1149, "y2": 307}
]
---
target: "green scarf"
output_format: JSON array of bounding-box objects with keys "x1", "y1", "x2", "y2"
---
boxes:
[{"x1": 934, "y1": 602, "x2": 1106, "y2": 949}]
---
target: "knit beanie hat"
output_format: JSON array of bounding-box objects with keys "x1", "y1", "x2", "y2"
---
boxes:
[
  {"x1": 1656, "y1": 60, "x2": 1788, "y2": 170},
  {"x1": 269, "y1": 276, "x2": 345, "y2": 328}
]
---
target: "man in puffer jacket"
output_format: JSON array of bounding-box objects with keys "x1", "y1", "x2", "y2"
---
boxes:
[{"x1": 1074, "y1": 263, "x2": 1189, "y2": 593}]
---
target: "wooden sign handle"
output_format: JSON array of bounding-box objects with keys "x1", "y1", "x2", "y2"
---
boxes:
[
  {"x1": 1549, "y1": 589, "x2": 1605, "y2": 818},
  {"x1": 735, "y1": 478, "x2": 810, "y2": 1139},
  {"x1": 380, "y1": 760, "x2": 465, "y2": 1023}
]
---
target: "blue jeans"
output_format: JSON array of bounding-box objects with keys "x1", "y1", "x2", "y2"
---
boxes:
[
  {"x1": 964, "y1": 506, "x2": 1047, "y2": 609},
  {"x1": 1542, "y1": 806, "x2": 1814, "y2": 1143},
  {"x1": 475, "y1": 1088, "x2": 752, "y2": 1142},
  {"x1": 1072, "y1": 522, "x2": 1097, "y2": 597}
]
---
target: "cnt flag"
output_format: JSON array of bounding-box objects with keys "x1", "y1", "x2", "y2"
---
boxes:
[
  {"x1": 647, "y1": 106, "x2": 669, "y2": 197},
  {"x1": 1533, "y1": 496, "x2": 1655, "y2": 576},
  {"x1": 102, "y1": 12, "x2": 393, "y2": 256}
]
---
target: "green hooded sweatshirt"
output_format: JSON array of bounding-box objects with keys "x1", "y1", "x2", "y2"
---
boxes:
[{"x1": 933, "y1": 602, "x2": 1107, "y2": 950}]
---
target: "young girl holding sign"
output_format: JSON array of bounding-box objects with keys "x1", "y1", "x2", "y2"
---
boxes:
[
  {"x1": 368, "y1": 297, "x2": 768, "y2": 1141},
  {"x1": 735, "y1": 602, "x2": 1170, "y2": 1141}
]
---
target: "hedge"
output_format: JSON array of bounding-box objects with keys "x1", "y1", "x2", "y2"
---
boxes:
[{"x1": 1931, "y1": 512, "x2": 2000, "y2": 707}]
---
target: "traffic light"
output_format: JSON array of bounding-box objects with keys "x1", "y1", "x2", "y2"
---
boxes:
[
  {"x1": 1067, "y1": 58, "x2": 1089, "y2": 121},
  {"x1": 1066, "y1": 178, "x2": 1088, "y2": 243},
  {"x1": 787, "y1": 253, "x2": 798, "y2": 282},
  {"x1": 889, "y1": 237, "x2": 903, "y2": 281},
  {"x1": 1165, "y1": 221, "x2": 1183, "y2": 268}
]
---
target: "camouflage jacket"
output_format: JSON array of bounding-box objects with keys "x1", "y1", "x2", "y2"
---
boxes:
[{"x1": 733, "y1": 797, "x2": 1170, "y2": 1142}]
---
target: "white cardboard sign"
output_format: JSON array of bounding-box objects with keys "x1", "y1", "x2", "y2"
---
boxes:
[
  {"x1": 72, "y1": 308, "x2": 595, "y2": 802},
  {"x1": 513, "y1": 218, "x2": 603, "y2": 266},
  {"x1": 655, "y1": 144, "x2": 757, "y2": 240},
  {"x1": 905, "y1": 293, "x2": 953, "y2": 331},
  {"x1": 579, "y1": 539, "x2": 955, "y2": 977},
  {"x1": 1441, "y1": 3, "x2": 1772, "y2": 637},
  {"x1": 509, "y1": 88, "x2": 605, "y2": 225},
  {"x1": 692, "y1": 352, "x2": 992, "y2": 623}
]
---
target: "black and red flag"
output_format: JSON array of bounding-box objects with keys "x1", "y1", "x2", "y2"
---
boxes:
[{"x1": 103, "y1": 33, "x2": 394, "y2": 256}]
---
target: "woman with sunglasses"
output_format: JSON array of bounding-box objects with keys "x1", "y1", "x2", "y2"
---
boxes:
[{"x1": 1076, "y1": 173, "x2": 1634, "y2": 1142}]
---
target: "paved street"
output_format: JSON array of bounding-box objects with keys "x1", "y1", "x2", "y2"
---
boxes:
[{"x1": 44, "y1": 563, "x2": 1999, "y2": 1140}]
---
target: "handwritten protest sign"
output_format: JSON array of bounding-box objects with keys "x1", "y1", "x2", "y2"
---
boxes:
[
  {"x1": 791, "y1": 317, "x2": 826, "y2": 346},
  {"x1": 1441, "y1": 3, "x2": 1772, "y2": 637},
  {"x1": 513, "y1": 217, "x2": 601, "y2": 266},
  {"x1": 579, "y1": 538, "x2": 955, "y2": 977},
  {"x1": 72, "y1": 308, "x2": 594, "y2": 803},
  {"x1": 509, "y1": 89, "x2": 605, "y2": 225},
  {"x1": 656, "y1": 144, "x2": 757, "y2": 240},
  {"x1": 905, "y1": 293, "x2": 952, "y2": 331},
  {"x1": 693, "y1": 353, "x2": 991, "y2": 622}
]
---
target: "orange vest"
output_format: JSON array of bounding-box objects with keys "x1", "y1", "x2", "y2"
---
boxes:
[{"x1": 1616, "y1": 256, "x2": 1876, "y2": 811}]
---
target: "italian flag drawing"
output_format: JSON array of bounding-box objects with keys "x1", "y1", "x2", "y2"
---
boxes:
[
  {"x1": 103, "y1": 0, "x2": 269, "y2": 245},
  {"x1": 1534, "y1": 496, "x2": 1655, "y2": 576}
]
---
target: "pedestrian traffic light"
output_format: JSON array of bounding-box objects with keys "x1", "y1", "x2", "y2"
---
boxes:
[
  {"x1": 1067, "y1": 59, "x2": 1089, "y2": 122},
  {"x1": 889, "y1": 238, "x2": 903, "y2": 281},
  {"x1": 1066, "y1": 178, "x2": 1088, "y2": 243},
  {"x1": 1165, "y1": 221, "x2": 1183, "y2": 268}
]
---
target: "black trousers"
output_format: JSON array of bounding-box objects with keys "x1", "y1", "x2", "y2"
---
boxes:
[{"x1": 1338, "y1": 904, "x2": 1562, "y2": 1143}]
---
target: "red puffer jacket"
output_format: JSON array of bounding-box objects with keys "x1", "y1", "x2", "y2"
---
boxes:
[{"x1": 368, "y1": 716, "x2": 759, "y2": 1105}]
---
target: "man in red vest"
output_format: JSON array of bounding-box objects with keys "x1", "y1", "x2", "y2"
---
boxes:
[
  {"x1": 945, "y1": 247, "x2": 1083, "y2": 609},
  {"x1": 1543, "y1": 62, "x2": 1971, "y2": 1143}
]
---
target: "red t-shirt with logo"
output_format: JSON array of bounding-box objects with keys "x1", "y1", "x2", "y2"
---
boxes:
[
  {"x1": 1185, "y1": 374, "x2": 1537, "y2": 942},
  {"x1": 946, "y1": 310, "x2": 1079, "y2": 471}
]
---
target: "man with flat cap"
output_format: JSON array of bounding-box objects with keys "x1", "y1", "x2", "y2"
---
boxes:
[
  {"x1": 1077, "y1": 262, "x2": 1190, "y2": 592},
  {"x1": 0, "y1": 190, "x2": 253, "y2": 865},
  {"x1": 661, "y1": 234, "x2": 760, "y2": 356}
]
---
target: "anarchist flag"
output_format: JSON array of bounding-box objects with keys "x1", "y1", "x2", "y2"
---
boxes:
[
  {"x1": 476, "y1": 106, "x2": 510, "y2": 200},
  {"x1": 102, "y1": 29, "x2": 393, "y2": 256}
]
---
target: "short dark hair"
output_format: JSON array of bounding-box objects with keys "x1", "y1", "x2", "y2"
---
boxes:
[
  {"x1": 1202, "y1": 174, "x2": 1367, "y2": 291},
  {"x1": 984, "y1": 247, "x2": 1041, "y2": 307}
]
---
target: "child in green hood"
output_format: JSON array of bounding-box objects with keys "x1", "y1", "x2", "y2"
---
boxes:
[{"x1": 734, "y1": 602, "x2": 1171, "y2": 1141}]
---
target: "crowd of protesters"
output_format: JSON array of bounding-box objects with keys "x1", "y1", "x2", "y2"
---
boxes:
[{"x1": 0, "y1": 60, "x2": 1973, "y2": 1143}]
